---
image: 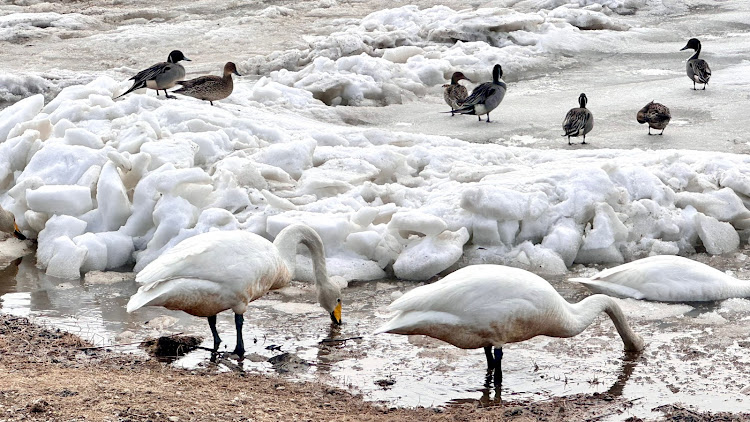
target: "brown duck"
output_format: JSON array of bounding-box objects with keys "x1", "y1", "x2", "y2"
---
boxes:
[
  {"x1": 174, "y1": 62, "x2": 241, "y2": 105},
  {"x1": 443, "y1": 72, "x2": 471, "y2": 116},
  {"x1": 637, "y1": 101, "x2": 671, "y2": 135}
]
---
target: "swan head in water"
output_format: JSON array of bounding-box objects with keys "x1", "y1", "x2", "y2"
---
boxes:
[{"x1": 319, "y1": 280, "x2": 342, "y2": 325}]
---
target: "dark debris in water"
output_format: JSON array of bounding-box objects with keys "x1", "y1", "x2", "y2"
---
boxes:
[
  {"x1": 267, "y1": 352, "x2": 309, "y2": 373},
  {"x1": 140, "y1": 335, "x2": 202, "y2": 360},
  {"x1": 650, "y1": 404, "x2": 750, "y2": 422}
]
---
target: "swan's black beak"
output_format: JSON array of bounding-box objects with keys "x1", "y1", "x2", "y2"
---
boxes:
[
  {"x1": 13, "y1": 223, "x2": 26, "y2": 240},
  {"x1": 330, "y1": 302, "x2": 342, "y2": 325}
]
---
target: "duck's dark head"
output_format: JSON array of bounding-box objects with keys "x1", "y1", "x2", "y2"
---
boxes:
[
  {"x1": 451, "y1": 72, "x2": 470, "y2": 84},
  {"x1": 224, "y1": 62, "x2": 241, "y2": 77},
  {"x1": 168, "y1": 50, "x2": 191, "y2": 63},
  {"x1": 492, "y1": 64, "x2": 503, "y2": 83},
  {"x1": 578, "y1": 93, "x2": 588, "y2": 108},
  {"x1": 680, "y1": 38, "x2": 701, "y2": 52}
]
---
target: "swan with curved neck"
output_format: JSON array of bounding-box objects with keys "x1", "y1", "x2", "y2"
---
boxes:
[
  {"x1": 375, "y1": 265, "x2": 643, "y2": 375},
  {"x1": 0, "y1": 205, "x2": 26, "y2": 240},
  {"x1": 127, "y1": 224, "x2": 342, "y2": 357},
  {"x1": 570, "y1": 255, "x2": 750, "y2": 301}
]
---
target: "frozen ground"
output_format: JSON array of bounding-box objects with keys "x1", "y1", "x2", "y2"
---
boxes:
[
  {"x1": 2, "y1": 0, "x2": 750, "y2": 417},
  {"x1": 2, "y1": 251, "x2": 750, "y2": 419}
]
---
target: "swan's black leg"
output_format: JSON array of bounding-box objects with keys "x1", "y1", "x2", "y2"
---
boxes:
[
  {"x1": 493, "y1": 347, "x2": 503, "y2": 385},
  {"x1": 208, "y1": 315, "x2": 221, "y2": 351},
  {"x1": 233, "y1": 313, "x2": 245, "y2": 358},
  {"x1": 484, "y1": 346, "x2": 494, "y2": 371}
]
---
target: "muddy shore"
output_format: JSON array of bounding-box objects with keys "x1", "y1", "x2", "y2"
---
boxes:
[{"x1": 0, "y1": 314, "x2": 747, "y2": 421}]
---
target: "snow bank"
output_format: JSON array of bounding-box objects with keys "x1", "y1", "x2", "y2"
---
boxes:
[
  {"x1": 2, "y1": 74, "x2": 750, "y2": 281},
  {"x1": 243, "y1": 5, "x2": 632, "y2": 106}
]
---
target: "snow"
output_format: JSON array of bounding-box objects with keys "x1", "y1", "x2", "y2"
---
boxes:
[{"x1": 1, "y1": 1, "x2": 750, "y2": 282}]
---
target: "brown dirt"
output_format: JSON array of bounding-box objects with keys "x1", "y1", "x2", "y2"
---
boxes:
[{"x1": 0, "y1": 314, "x2": 748, "y2": 422}]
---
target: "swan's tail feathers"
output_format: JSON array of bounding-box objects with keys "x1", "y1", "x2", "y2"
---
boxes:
[
  {"x1": 126, "y1": 281, "x2": 167, "y2": 313},
  {"x1": 569, "y1": 278, "x2": 646, "y2": 300},
  {"x1": 373, "y1": 311, "x2": 460, "y2": 335}
]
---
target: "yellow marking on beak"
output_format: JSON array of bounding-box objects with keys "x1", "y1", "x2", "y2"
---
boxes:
[{"x1": 333, "y1": 302, "x2": 342, "y2": 324}]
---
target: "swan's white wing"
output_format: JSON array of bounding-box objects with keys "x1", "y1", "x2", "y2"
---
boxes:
[
  {"x1": 381, "y1": 265, "x2": 557, "y2": 328},
  {"x1": 136, "y1": 230, "x2": 282, "y2": 288}
]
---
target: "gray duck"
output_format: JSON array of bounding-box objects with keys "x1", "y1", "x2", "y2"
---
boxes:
[
  {"x1": 681, "y1": 38, "x2": 711, "y2": 90},
  {"x1": 562, "y1": 93, "x2": 594, "y2": 145},
  {"x1": 637, "y1": 101, "x2": 671, "y2": 135},
  {"x1": 450, "y1": 64, "x2": 507, "y2": 123},
  {"x1": 443, "y1": 71, "x2": 471, "y2": 116},
  {"x1": 116, "y1": 50, "x2": 190, "y2": 99},
  {"x1": 174, "y1": 62, "x2": 241, "y2": 106}
]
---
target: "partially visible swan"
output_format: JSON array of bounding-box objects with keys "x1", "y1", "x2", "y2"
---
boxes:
[
  {"x1": 375, "y1": 265, "x2": 644, "y2": 375},
  {"x1": 0, "y1": 205, "x2": 26, "y2": 240},
  {"x1": 127, "y1": 224, "x2": 342, "y2": 357},
  {"x1": 570, "y1": 255, "x2": 750, "y2": 302}
]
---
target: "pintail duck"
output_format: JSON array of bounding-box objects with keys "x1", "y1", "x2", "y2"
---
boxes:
[
  {"x1": 681, "y1": 38, "x2": 711, "y2": 90},
  {"x1": 174, "y1": 62, "x2": 241, "y2": 106},
  {"x1": 0, "y1": 205, "x2": 26, "y2": 240},
  {"x1": 443, "y1": 72, "x2": 470, "y2": 116},
  {"x1": 637, "y1": 101, "x2": 671, "y2": 135},
  {"x1": 563, "y1": 93, "x2": 594, "y2": 145},
  {"x1": 116, "y1": 50, "x2": 191, "y2": 99},
  {"x1": 450, "y1": 64, "x2": 506, "y2": 122}
]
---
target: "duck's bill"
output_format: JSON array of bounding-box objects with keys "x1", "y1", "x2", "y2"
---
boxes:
[
  {"x1": 679, "y1": 45, "x2": 688, "y2": 51},
  {"x1": 234, "y1": 70, "x2": 242, "y2": 77},
  {"x1": 184, "y1": 57, "x2": 192, "y2": 61},
  {"x1": 330, "y1": 302, "x2": 342, "y2": 325},
  {"x1": 13, "y1": 223, "x2": 26, "y2": 240}
]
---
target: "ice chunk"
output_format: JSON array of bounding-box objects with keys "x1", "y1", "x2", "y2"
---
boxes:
[
  {"x1": 0, "y1": 94, "x2": 44, "y2": 142},
  {"x1": 695, "y1": 213, "x2": 739, "y2": 255},
  {"x1": 252, "y1": 139, "x2": 315, "y2": 180},
  {"x1": 388, "y1": 211, "x2": 447, "y2": 237},
  {"x1": 393, "y1": 228, "x2": 469, "y2": 280},
  {"x1": 26, "y1": 185, "x2": 93, "y2": 216}
]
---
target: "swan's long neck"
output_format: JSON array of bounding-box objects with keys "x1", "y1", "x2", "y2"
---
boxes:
[
  {"x1": 565, "y1": 295, "x2": 644, "y2": 352},
  {"x1": 273, "y1": 224, "x2": 330, "y2": 290}
]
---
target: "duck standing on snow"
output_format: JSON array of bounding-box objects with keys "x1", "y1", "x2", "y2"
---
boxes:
[
  {"x1": 450, "y1": 64, "x2": 506, "y2": 122},
  {"x1": 174, "y1": 62, "x2": 241, "y2": 106},
  {"x1": 637, "y1": 101, "x2": 671, "y2": 135},
  {"x1": 562, "y1": 93, "x2": 594, "y2": 145},
  {"x1": 127, "y1": 224, "x2": 342, "y2": 357},
  {"x1": 570, "y1": 255, "x2": 750, "y2": 301},
  {"x1": 115, "y1": 50, "x2": 190, "y2": 99},
  {"x1": 681, "y1": 38, "x2": 711, "y2": 90},
  {"x1": 0, "y1": 205, "x2": 25, "y2": 240},
  {"x1": 443, "y1": 71, "x2": 471, "y2": 116},
  {"x1": 375, "y1": 265, "x2": 644, "y2": 378}
]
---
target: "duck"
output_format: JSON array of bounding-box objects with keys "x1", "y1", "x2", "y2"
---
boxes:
[
  {"x1": 569, "y1": 255, "x2": 750, "y2": 302},
  {"x1": 0, "y1": 205, "x2": 26, "y2": 240},
  {"x1": 174, "y1": 62, "x2": 241, "y2": 106},
  {"x1": 443, "y1": 71, "x2": 471, "y2": 116},
  {"x1": 116, "y1": 50, "x2": 190, "y2": 99},
  {"x1": 449, "y1": 64, "x2": 507, "y2": 123},
  {"x1": 637, "y1": 101, "x2": 671, "y2": 135},
  {"x1": 562, "y1": 93, "x2": 594, "y2": 145},
  {"x1": 375, "y1": 265, "x2": 644, "y2": 377},
  {"x1": 680, "y1": 38, "x2": 711, "y2": 90},
  {"x1": 127, "y1": 224, "x2": 342, "y2": 357}
]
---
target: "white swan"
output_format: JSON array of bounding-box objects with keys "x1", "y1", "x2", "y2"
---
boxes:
[
  {"x1": 127, "y1": 224, "x2": 342, "y2": 356},
  {"x1": 569, "y1": 255, "x2": 750, "y2": 302},
  {"x1": 374, "y1": 265, "x2": 644, "y2": 374},
  {"x1": 0, "y1": 205, "x2": 25, "y2": 240}
]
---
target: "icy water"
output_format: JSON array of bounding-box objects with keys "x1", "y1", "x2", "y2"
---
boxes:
[{"x1": 2, "y1": 248, "x2": 750, "y2": 419}]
